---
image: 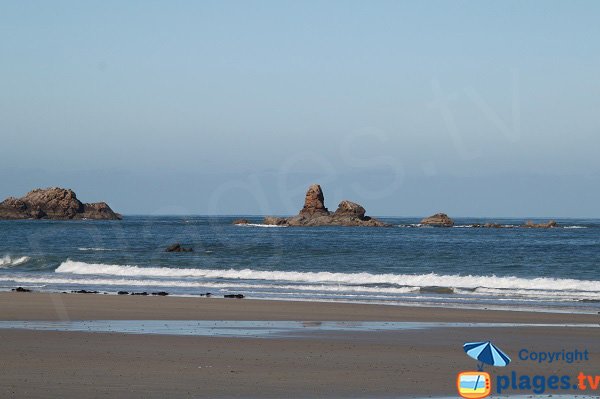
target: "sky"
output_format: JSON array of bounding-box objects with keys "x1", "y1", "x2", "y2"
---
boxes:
[{"x1": 1, "y1": 0, "x2": 599, "y2": 217}]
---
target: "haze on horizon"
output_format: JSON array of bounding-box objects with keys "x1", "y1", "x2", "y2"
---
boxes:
[{"x1": 1, "y1": 1, "x2": 599, "y2": 217}]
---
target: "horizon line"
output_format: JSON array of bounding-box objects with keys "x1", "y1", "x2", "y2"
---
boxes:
[{"x1": 114, "y1": 214, "x2": 598, "y2": 220}]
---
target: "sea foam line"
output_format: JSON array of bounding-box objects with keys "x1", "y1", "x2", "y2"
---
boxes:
[
  {"x1": 0, "y1": 275, "x2": 594, "y2": 302},
  {"x1": 236, "y1": 223, "x2": 288, "y2": 228},
  {"x1": 77, "y1": 248, "x2": 118, "y2": 251},
  {"x1": 55, "y1": 260, "x2": 600, "y2": 293},
  {"x1": 0, "y1": 275, "x2": 420, "y2": 294}
]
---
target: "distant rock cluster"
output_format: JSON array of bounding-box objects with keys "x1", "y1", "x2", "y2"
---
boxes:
[
  {"x1": 262, "y1": 184, "x2": 389, "y2": 227},
  {"x1": 0, "y1": 187, "x2": 121, "y2": 220},
  {"x1": 418, "y1": 213, "x2": 558, "y2": 229},
  {"x1": 1, "y1": 185, "x2": 561, "y2": 230}
]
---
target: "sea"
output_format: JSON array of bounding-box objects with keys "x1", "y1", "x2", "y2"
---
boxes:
[{"x1": 1, "y1": 216, "x2": 599, "y2": 313}]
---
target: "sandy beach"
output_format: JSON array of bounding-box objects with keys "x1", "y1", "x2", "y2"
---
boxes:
[{"x1": 1, "y1": 292, "x2": 599, "y2": 398}]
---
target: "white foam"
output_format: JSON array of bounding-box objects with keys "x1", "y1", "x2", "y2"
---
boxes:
[
  {"x1": 55, "y1": 260, "x2": 600, "y2": 294},
  {"x1": 0, "y1": 275, "x2": 420, "y2": 294},
  {"x1": 457, "y1": 287, "x2": 600, "y2": 300},
  {"x1": 77, "y1": 248, "x2": 117, "y2": 251},
  {"x1": 563, "y1": 226, "x2": 588, "y2": 229},
  {"x1": 0, "y1": 276, "x2": 217, "y2": 288},
  {"x1": 0, "y1": 256, "x2": 31, "y2": 268}
]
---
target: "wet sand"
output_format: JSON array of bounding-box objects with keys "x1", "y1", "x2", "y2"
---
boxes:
[
  {"x1": 1, "y1": 292, "x2": 599, "y2": 323},
  {"x1": 1, "y1": 292, "x2": 599, "y2": 398}
]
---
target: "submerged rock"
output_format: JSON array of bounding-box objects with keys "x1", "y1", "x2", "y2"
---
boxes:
[
  {"x1": 165, "y1": 243, "x2": 193, "y2": 252},
  {"x1": 420, "y1": 213, "x2": 454, "y2": 227},
  {"x1": 263, "y1": 184, "x2": 389, "y2": 227},
  {"x1": 151, "y1": 291, "x2": 169, "y2": 296},
  {"x1": 0, "y1": 187, "x2": 121, "y2": 220},
  {"x1": 224, "y1": 294, "x2": 245, "y2": 299}
]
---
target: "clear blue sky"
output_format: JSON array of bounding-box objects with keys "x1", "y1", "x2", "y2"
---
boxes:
[{"x1": 1, "y1": 1, "x2": 599, "y2": 217}]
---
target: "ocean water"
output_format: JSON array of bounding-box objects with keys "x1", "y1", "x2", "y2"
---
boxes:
[{"x1": 1, "y1": 216, "x2": 599, "y2": 312}]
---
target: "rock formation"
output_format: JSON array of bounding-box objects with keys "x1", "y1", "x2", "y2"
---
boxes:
[
  {"x1": 299, "y1": 184, "x2": 329, "y2": 215},
  {"x1": 232, "y1": 219, "x2": 250, "y2": 225},
  {"x1": 0, "y1": 187, "x2": 121, "y2": 220},
  {"x1": 420, "y1": 213, "x2": 454, "y2": 227},
  {"x1": 263, "y1": 184, "x2": 389, "y2": 227},
  {"x1": 334, "y1": 200, "x2": 366, "y2": 218}
]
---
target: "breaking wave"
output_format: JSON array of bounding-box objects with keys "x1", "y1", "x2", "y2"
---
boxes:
[
  {"x1": 55, "y1": 260, "x2": 600, "y2": 294},
  {"x1": 0, "y1": 256, "x2": 31, "y2": 268}
]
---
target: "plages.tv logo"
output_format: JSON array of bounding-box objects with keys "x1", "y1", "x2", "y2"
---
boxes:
[{"x1": 457, "y1": 341, "x2": 511, "y2": 399}]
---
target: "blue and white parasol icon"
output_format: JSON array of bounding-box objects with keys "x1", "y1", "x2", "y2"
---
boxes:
[{"x1": 463, "y1": 341, "x2": 511, "y2": 370}]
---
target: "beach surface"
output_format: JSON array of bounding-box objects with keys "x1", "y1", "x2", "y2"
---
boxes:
[{"x1": 1, "y1": 292, "x2": 599, "y2": 398}]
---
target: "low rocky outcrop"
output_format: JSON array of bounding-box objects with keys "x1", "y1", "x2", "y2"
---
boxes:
[
  {"x1": 420, "y1": 213, "x2": 454, "y2": 227},
  {"x1": 483, "y1": 223, "x2": 504, "y2": 228},
  {"x1": 418, "y1": 219, "x2": 558, "y2": 229},
  {"x1": 472, "y1": 223, "x2": 513, "y2": 228},
  {"x1": 165, "y1": 243, "x2": 193, "y2": 252},
  {"x1": 0, "y1": 187, "x2": 121, "y2": 220},
  {"x1": 421, "y1": 220, "x2": 559, "y2": 229},
  {"x1": 232, "y1": 219, "x2": 250, "y2": 225},
  {"x1": 263, "y1": 184, "x2": 389, "y2": 227},
  {"x1": 522, "y1": 220, "x2": 558, "y2": 228},
  {"x1": 263, "y1": 216, "x2": 289, "y2": 226}
]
